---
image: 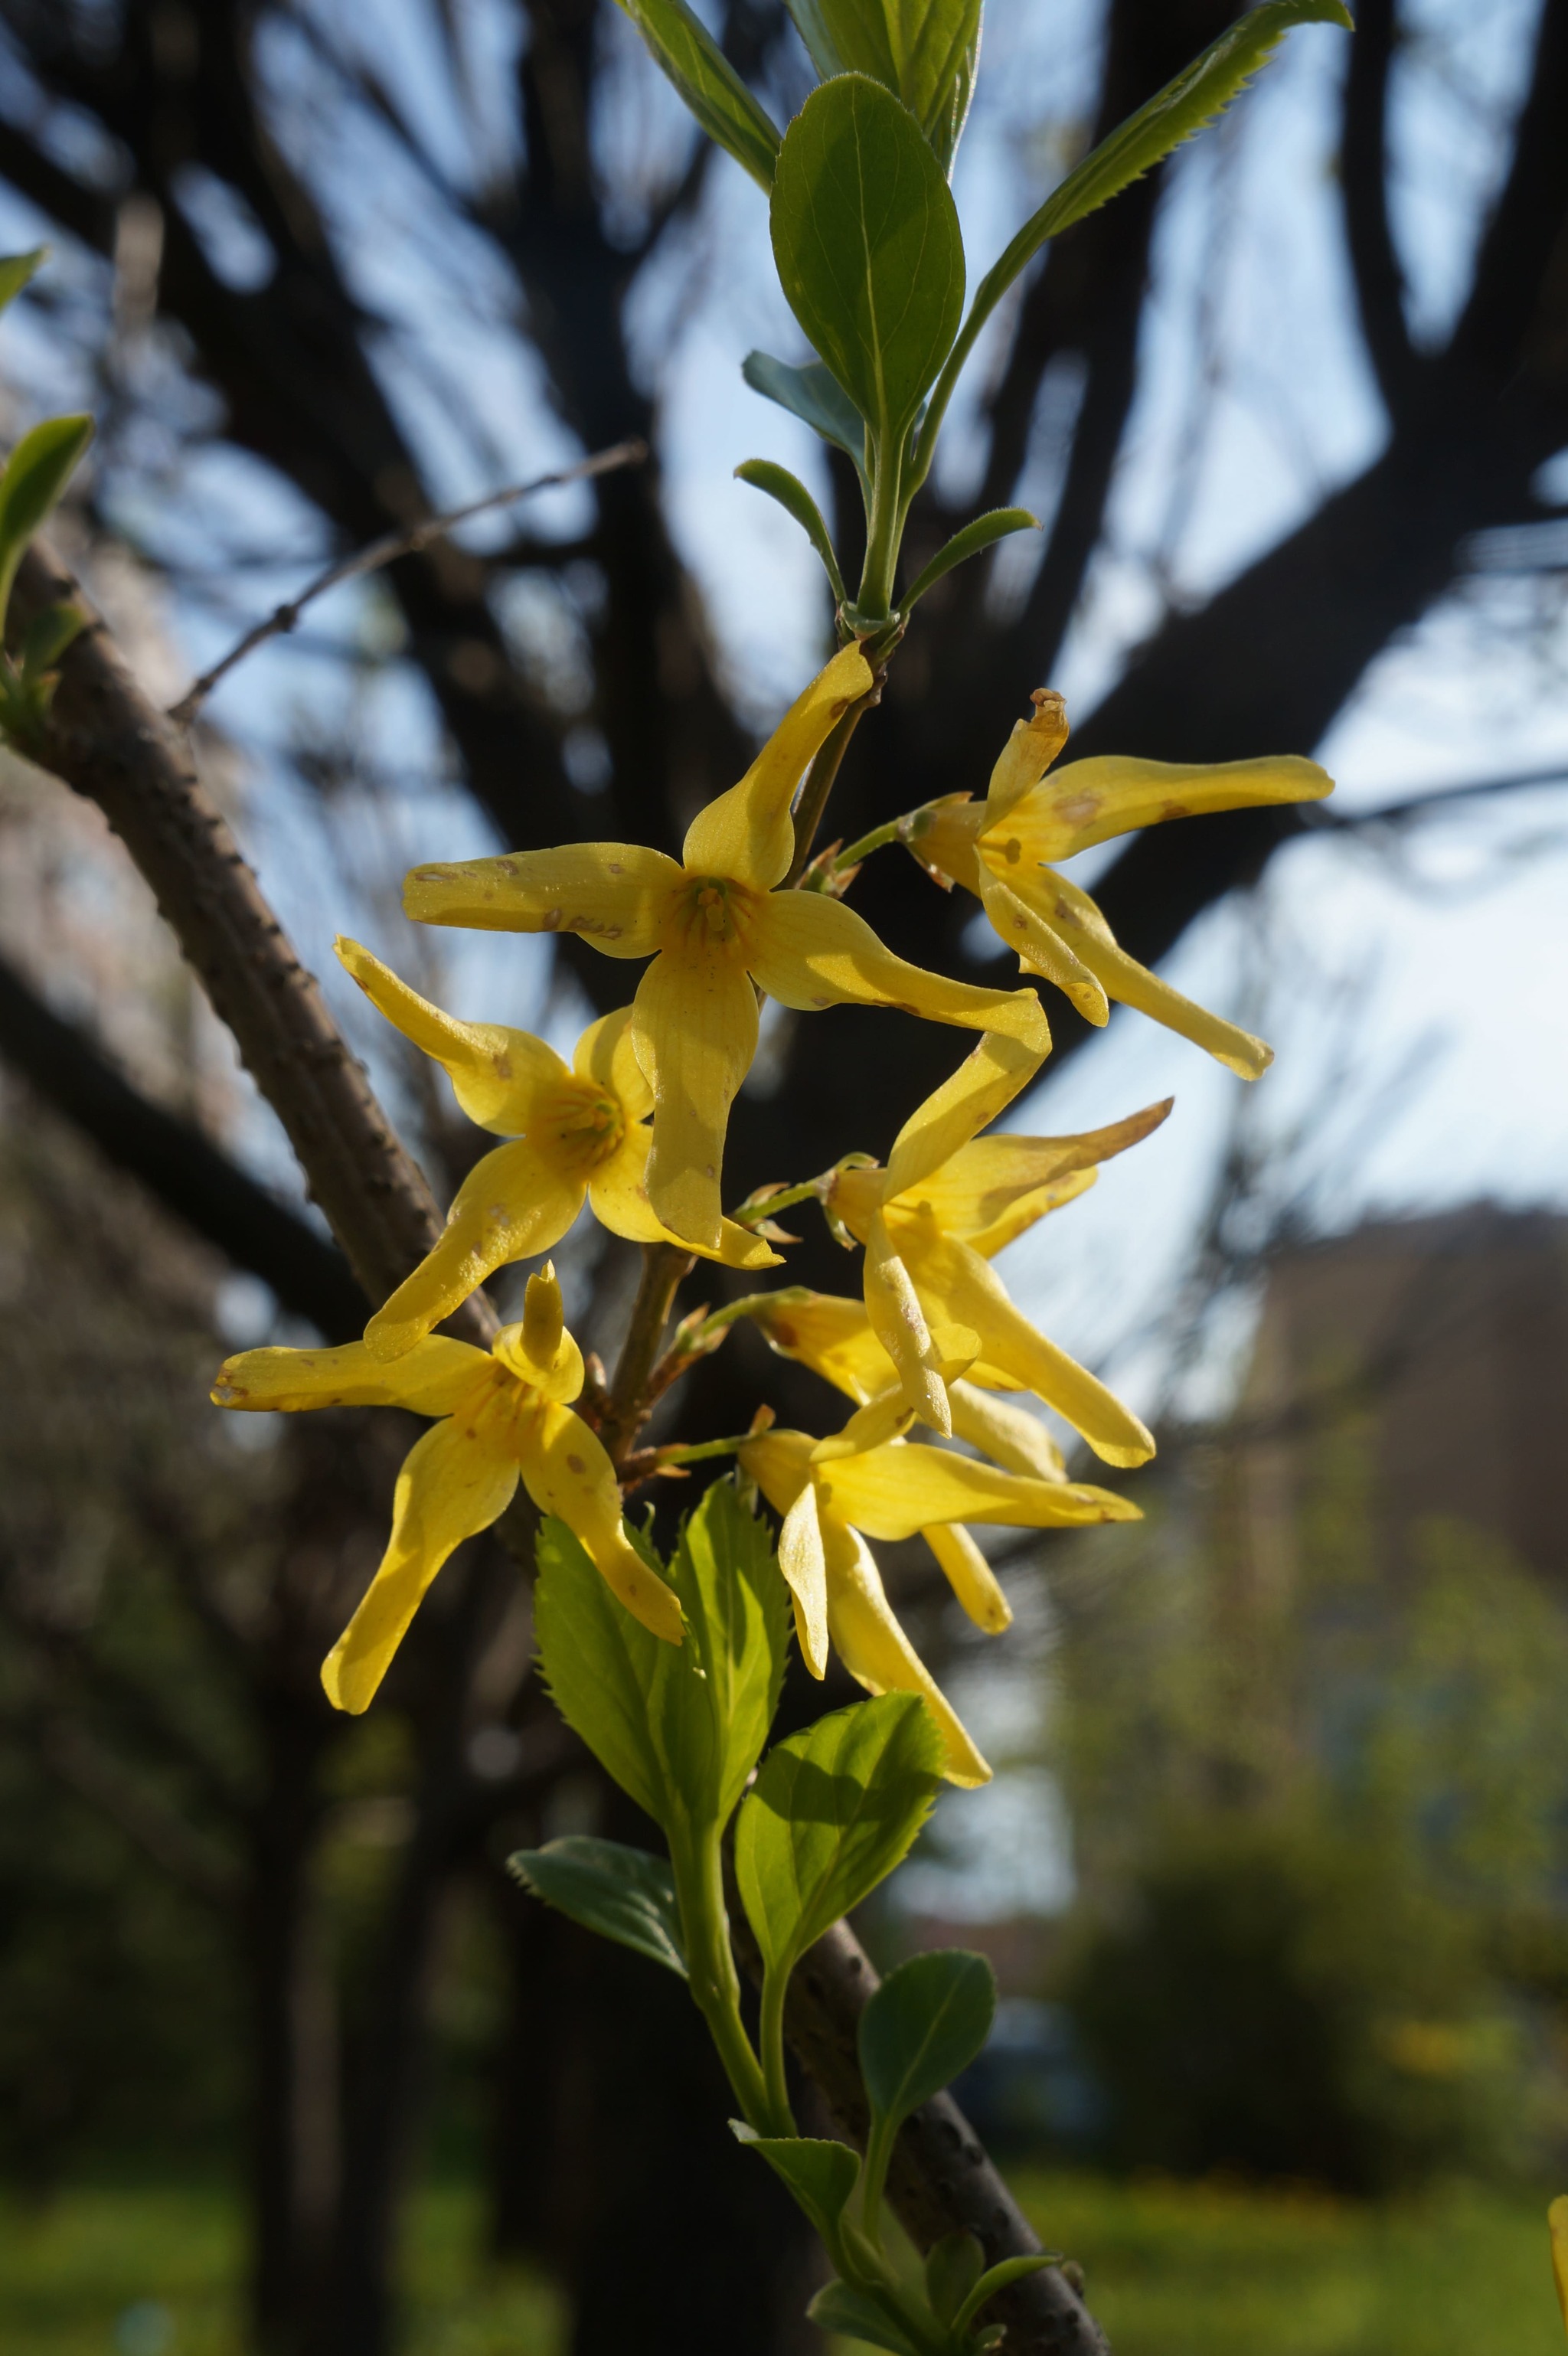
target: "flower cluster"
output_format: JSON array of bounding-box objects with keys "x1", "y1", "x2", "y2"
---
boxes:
[{"x1": 212, "y1": 651, "x2": 1330, "y2": 1766}]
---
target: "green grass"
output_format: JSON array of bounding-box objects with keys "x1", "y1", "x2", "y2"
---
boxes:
[
  {"x1": 1014, "y1": 2170, "x2": 1563, "y2": 2356},
  {"x1": 0, "y1": 2182, "x2": 564, "y2": 2356},
  {"x1": 0, "y1": 2172, "x2": 1560, "y2": 2354}
]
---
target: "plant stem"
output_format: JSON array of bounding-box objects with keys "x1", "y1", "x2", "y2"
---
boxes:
[
  {"x1": 730, "y1": 1181, "x2": 822, "y2": 1228},
  {"x1": 786, "y1": 696, "x2": 871, "y2": 887},
  {"x1": 601, "y1": 1239, "x2": 694, "y2": 1470},
  {"x1": 831, "y1": 815, "x2": 905, "y2": 872},
  {"x1": 671, "y1": 1823, "x2": 775, "y2": 2130},
  {"x1": 758, "y1": 1966, "x2": 793, "y2": 2136}
]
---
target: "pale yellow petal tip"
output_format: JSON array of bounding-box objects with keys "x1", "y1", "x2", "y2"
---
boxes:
[
  {"x1": 210, "y1": 1372, "x2": 243, "y2": 1407},
  {"x1": 1220, "y1": 1034, "x2": 1274, "y2": 1080},
  {"x1": 320, "y1": 1647, "x2": 374, "y2": 1716},
  {"x1": 364, "y1": 1313, "x2": 423, "y2": 1364}
]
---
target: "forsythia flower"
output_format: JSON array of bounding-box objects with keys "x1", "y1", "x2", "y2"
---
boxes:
[
  {"x1": 211, "y1": 1265, "x2": 680, "y2": 1711},
  {"x1": 907, "y1": 691, "x2": 1331, "y2": 1077},
  {"x1": 740, "y1": 1420, "x2": 1137, "y2": 1784},
  {"x1": 1550, "y1": 2196, "x2": 1568, "y2": 2335},
  {"x1": 336, "y1": 938, "x2": 779, "y2": 1361},
  {"x1": 402, "y1": 645, "x2": 1049, "y2": 1253},
  {"x1": 820, "y1": 1029, "x2": 1167, "y2": 1451}
]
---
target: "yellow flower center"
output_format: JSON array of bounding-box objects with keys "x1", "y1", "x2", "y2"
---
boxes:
[
  {"x1": 676, "y1": 874, "x2": 756, "y2": 957},
  {"x1": 541, "y1": 1082, "x2": 625, "y2": 1171}
]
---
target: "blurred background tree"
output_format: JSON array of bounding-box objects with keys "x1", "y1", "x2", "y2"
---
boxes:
[{"x1": 1, "y1": 2, "x2": 1566, "y2": 2353}]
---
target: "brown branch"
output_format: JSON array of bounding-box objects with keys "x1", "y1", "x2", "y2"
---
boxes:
[
  {"x1": 1340, "y1": 0, "x2": 1423, "y2": 419},
  {"x1": 167, "y1": 439, "x2": 648, "y2": 724},
  {"x1": 750, "y1": 1916, "x2": 1107, "y2": 2356},
  {"x1": 11, "y1": 533, "x2": 493, "y2": 1341},
  {"x1": 599, "y1": 1241, "x2": 695, "y2": 1472}
]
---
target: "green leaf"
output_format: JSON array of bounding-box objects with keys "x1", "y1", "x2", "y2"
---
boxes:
[
  {"x1": 900, "y1": 505, "x2": 1038, "y2": 610},
  {"x1": 770, "y1": 75, "x2": 964, "y2": 458},
  {"x1": 736, "y1": 460, "x2": 847, "y2": 602},
  {"x1": 0, "y1": 415, "x2": 93, "y2": 619},
  {"x1": 805, "y1": 2280, "x2": 922, "y2": 2356},
  {"x1": 858, "y1": 1948, "x2": 995, "y2": 2137},
  {"x1": 741, "y1": 351, "x2": 868, "y2": 480},
  {"x1": 914, "y1": 1, "x2": 1351, "y2": 482},
  {"x1": 668, "y1": 1475, "x2": 790, "y2": 1825},
  {"x1": 18, "y1": 603, "x2": 84, "y2": 681},
  {"x1": 730, "y1": 2122, "x2": 859, "y2": 2240},
  {"x1": 614, "y1": 0, "x2": 782, "y2": 191},
  {"x1": 535, "y1": 1482, "x2": 789, "y2": 1839},
  {"x1": 952, "y1": 2254, "x2": 1062, "y2": 2338},
  {"x1": 782, "y1": 1, "x2": 982, "y2": 172},
  {"x1": 534, "y1": 1515, "x2": 675, "y2": 1828},
  {"x1": 508, "y1": 1836, "x2": 687, "y2": 1977},
  {"x1": 0, "y1": 249, "x2": 46, "y2": 319},
  {"x1": 924, "y1": 2230, "x2": 985, "y2": 2324},
  {"x1": 735, "y1": 1692, "x2": 944, "y2": 1979}
]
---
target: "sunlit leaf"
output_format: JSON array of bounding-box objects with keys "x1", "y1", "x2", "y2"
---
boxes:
[
  {"x1": 614, "y1": 0, "x2": 782, "y2": 190},
  {"x1": 736, "y1": 460, "x2": 847, "y2": 601}
]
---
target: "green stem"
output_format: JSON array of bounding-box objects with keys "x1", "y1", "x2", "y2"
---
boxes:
[
  {"x1": 758, "y1": 1965, "x2": 794, "y2": 2136},
  {"x1": 831, "y1": 815, "x2": 905, "y2": 871},
  {"x1": 669, "y1": 1822, "x2": 775, "y2": 2130},
  {"x1": 686, "y1": 1285, "x2": 815, "y2": 1346},
  {"x1": 859, "y1": 2115, "x2": 897, "y2": 2246},
  {"x1": 786, "y1": 696, "x2": 871, "y2": 887},
  {"x1": 730, "y1": 1179, "x2": 823, "y2": 1227},
  {"x1": 656, "y1": 1432, "x2": 755, "y2": 1468},
  {"x1": 856, "y1": 440, "x2": 905, "y2": 625}
]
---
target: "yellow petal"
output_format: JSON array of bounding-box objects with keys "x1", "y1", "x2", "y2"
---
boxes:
[
  {"x1": 921, "y1": 1523, "x2": 1012, "y2": 1633},
  {"x1": 905, "y1": 796, "x2": 984, "y2": 892},
  {"x1": 519, "y1": 1400, "x2": 683, "y2": 1643},
  {"x1": 983, "y1": 691, "x2": 1070, "y2": 827},
  {"x1": 404, "y1": 843, "x2": 682, "y2": 956},
  {"x1": 778, "y1": 1478, "x2": 830, "y2": 1677},
  {"x1": 959, "y1": 1170, "x2": 1097, "y2": 1260},
  {"x1": 949, "y1": 1381, "x2": 1067, "y2": 1481},
  {"x1": 884, "y1": 1031, "x2": 1046, "y2": 1204},
  {"x1": 748, "y1": 890, "x2": 1050, "y2": 1054},
  {"x1": 822, "y1": 1440, "x2": 1139, "y2": 1537},
  {"x1": 1064, "y1": 920, "x2": 1276, "y2": 1079},
  {"x1": 823, "y1": 1521, "x2": 991, "y2": 1786},
  {"x1": 865, "y1": 1210, "x2": 951, "y2": 1436},
  {"x1": 681, "y1": 645, "x2": 871, "y2": 890},
  {"x1": 632, "y1": 939, "x2": 760, "y2": 1251},
  {"x1": 212, "y1": 1336, "x2": 489, "y2": 1417},
  {"x1": 808, "y1": 1390, "x2": 916, "y2": 1463},
  {"x1": 587, "y1": 1124, "x2": 781, "y2": 1269},
  {"x1": 738, "y1": 1425, "x2": 816, "y2": 1517},
  {"x1": 335, "y1": 936, "x2": 568, "y2": 1132},
  {"x1": 908, "y1": 1099, "x2": 1173, "y2": 1250},
  {"x1": 492, "y1": 1263, "x2": 586, "y2": 1403},
  {"x1": 1549, "y1": 2195, "x2": 1568, "y2": 2332},
  {"x1": 364, "y1": 1141, "x2": 584, "y2": 1361},
  {"x1": 322, "y1": 1402, "x2": 520, "y2": 1713},
  {"x1": 975, "y1": 867, "x2": 1108, "y2": 1024},
  {"x1": 894, "y1": 1211, "x2": 1155, "y2": 1466},
  {"x1": 987, "y1": 751, "x2": 1332, "y2": 866},
  {"x1": 573, "y1": 1004, "x2": 653, "y2": 1120},
  {"x1": 746, "y1": 1290, "x2": 893, "y2": 1403}
]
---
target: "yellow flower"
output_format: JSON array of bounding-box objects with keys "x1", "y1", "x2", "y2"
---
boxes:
[
  {"x1": 1550, "y1": 2196, "x2": 1568, "y2": 2335},
  {"x1": 907, "y1": 691, "x2": 1331, "y2": 1077},
  {"x1": 336, "y1": 938, "x2": 779, "y2": 1360},
  {"x1": 211, "y1": 1264, "x2": 681, "y2": 1711},
  {"x1": 740, "y1": 1420, "x2": 1137, "y2": 1785},
  {"x1": 403, "y1": 646, "x2": 1050, "y2": 1251},
  {"x1": 816, "y1": 1029, "x2": 1167, "y2": 1453}
]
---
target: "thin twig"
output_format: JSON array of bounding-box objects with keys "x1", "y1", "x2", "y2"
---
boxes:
[
  {"x1": 785, "y1": 694, "x2": 872, "y2": 888},
  {"x1": 600, "y1": 1241, "x2": 695, "y2": 1472},
  {"x1": 166, "y1": 438, "x2": 648, "y2": 724}
]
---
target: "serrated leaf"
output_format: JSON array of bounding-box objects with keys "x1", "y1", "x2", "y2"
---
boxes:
[
  {"x1": 741, "y1": 351, "x2": 868, "y2": 479},
  {"x1": 805, "y1": 2279, "x2": 922, "y2": 2356},
  {"x1": 614, "y1": 0, "x2": 782, "y2": 190},
  {"x1": 669, "y1": 1476, "x2": 791, "y2": 1824},
  {"x1": 900, "y1": 505, "x2": 1038, "y2": 610},
  {"x1": 730, "y1": 2122, "x2": 859, "y2": 2239},
  {"x1": 858, "y1": 1947, "x2": 995, "y2": 2139},
  {"x1": 916, "y1": 1, "x2": 1351, "y2": 479},
  {"x1": 0, "y1": 249, "x2": 46, "y2": 319},
  {"x1": 0, "y1": 415, "x2": 93, "y2": 619},
  {"x1": 924, "y1": 2230, "x2": 985, "y2": 2324},
  {"x1": 783, "y1": 0, "x2": 982, "y2": 172},
  {"x1": 735, "y1": 1692, "x2": 943, "y2": 1979},
  {"x1": 736, "y1": 460, "x2": 846, "y2": 600},
  {"x1": 771, "y1": 76, "x2": 963, "y2": 457},
  {"x1": 534, "y1": 1516, "x2": 675, "y2": 1828},
  {"x1": 509, "y1": 1836, "x2": 687, "y2": 1976}
]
